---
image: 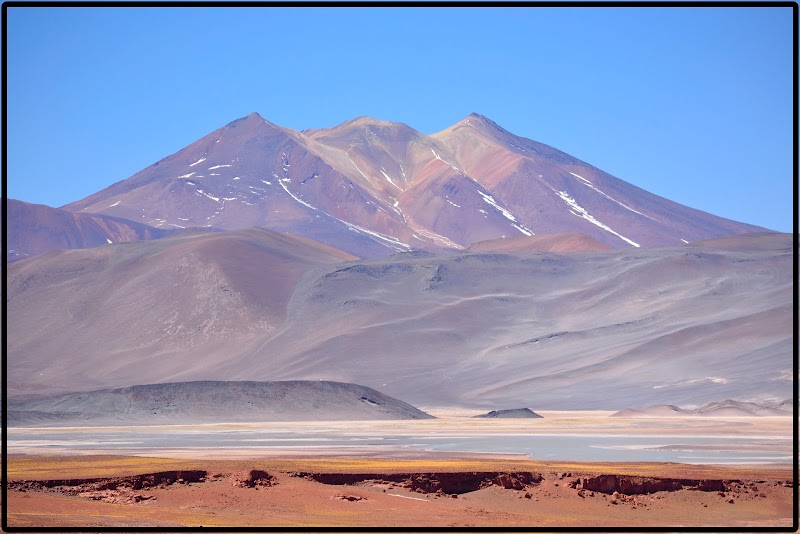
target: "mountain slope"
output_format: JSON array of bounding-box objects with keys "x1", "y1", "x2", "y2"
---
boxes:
[
  {"x1": 60, "y1": 112, "x2": 767, "y2": 256},
  {"x1": 8, "y1": 231, "x2": 791, "y2": 409},
  {"x1": 63, "y1": 113, "x2": 425, "y2": 258},
  {"x1": 432, "y1": 113, "x2": 767, "y2": 248},
  {"x1": 6, "y1": 199, "x2": 175, "y2": 262},
  {"x1": 217, "y1": 233, "x2": 791, "y2": 409},
  {"x1": 7, "y1": 227, "x2": 355, "y2": 395}
]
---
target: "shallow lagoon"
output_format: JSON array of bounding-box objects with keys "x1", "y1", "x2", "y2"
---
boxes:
[{"x1": 8, "y1": 412, "x2": 792, "y2": 466}]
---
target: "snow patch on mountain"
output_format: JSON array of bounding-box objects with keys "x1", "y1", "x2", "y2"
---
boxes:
[
  {"x1": 569, "y1": 172, "x2": 657, "y2": 221},
  {"x1": 380, "y1": 169, "x2": 402, "y2": 191},
  {"x1": 341, "y1": 221, "x2": 409, "y2": 252},
  {"x1": 557, "y1": 191, "x2": 639, "y2": 247},
  {"x1": 477, "y1": 191, "x2": 534, "y2": 236}
]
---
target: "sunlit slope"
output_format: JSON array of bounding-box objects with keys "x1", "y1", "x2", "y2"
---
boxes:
[
  {"x1": 8, "y1": 232, "x2": 791, "y2": 409},
  {"x1": 227, "y1": 233, "x2": 791, "y2": 409},
  {"x1": 7, "y1": 228, "x2": 355, "y2": 395}
]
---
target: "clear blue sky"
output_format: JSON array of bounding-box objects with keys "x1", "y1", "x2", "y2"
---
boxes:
[{"x1": 6, "y1": 6, "x2": 794, "y2": 232}]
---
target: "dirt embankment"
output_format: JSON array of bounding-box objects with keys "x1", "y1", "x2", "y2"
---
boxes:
[
  {"x1": 14, "y1": 468, "x2": 787, "y2": 501},
  {"x1": 6, "y1": 463, "x2": 793, "y2": 528},
  {"x1": 296, "y1": 471, "x2": 542, "y2": 494}
]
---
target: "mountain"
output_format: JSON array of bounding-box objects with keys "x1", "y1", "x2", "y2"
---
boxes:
[
  {"x1": 612, "y1": 399, "x2": 792, "y2": 417},
  {"x1": 6, "y1": 199, "x2": 176, "y2": 262},
  {"x1": 7, "y1": 227, "x2": 354, "y2": 395},
  {"x1": 7, "y1": 380, "x2": 433, "y2": 426},
  {"x1": 60, "y1": 112, "x2": 767, "y2": 257},
  {"x1": 8, "y1": 231, "x2": 791, "y2": 409}
]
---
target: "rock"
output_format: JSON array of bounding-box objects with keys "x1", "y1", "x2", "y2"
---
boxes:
[
  {"x1": 335, "y1": 494, "x2": 364, "y2": 502},
  {"x1": 473, "y1": 408, "x2": 543, "y2": 419},
  {"x1": 235, "y1": 469, "x2": 273, "y2": 488}
]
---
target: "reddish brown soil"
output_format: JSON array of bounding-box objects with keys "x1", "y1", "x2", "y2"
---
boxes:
[{"x1": 5, "y1": 456, "x2": 793, "y2": 528}]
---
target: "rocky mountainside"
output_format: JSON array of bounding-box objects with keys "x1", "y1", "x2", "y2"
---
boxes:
[{"x1": 59, "y1": 112, "x2": 766, "y2": 258}]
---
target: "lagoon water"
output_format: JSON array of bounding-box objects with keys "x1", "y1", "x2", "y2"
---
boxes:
[{"x1": 7, "y1": 413, "x2": 792, "y2": 466}]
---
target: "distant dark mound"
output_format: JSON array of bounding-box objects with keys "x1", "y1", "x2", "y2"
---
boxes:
[
  {"x1": 7, "y1": 380, "x2": 434, "y2": 427},
  {"x1": 473, "y1": 408, "x2": 543, "y2": 419}
]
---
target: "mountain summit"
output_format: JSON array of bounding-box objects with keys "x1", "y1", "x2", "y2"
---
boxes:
[{"x1": 63, "y1": 112, "x2": 766, "y2": 257}]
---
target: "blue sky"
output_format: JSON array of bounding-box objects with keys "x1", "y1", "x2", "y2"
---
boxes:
[{"x1": 6, "y1": 6, "x2": 794, "y2": 232}]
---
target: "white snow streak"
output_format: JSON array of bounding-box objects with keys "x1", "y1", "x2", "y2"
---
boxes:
[
  {"x1": 178, "y1": 172, "x2": 195, "y2": 179},
  {"x1": 348, "y1": 155, "x2": 374, "y2": 185},
  {"x1": 341, "y1": 220, "x2": 410, "y2": 251},
  {"x1": 477, "y1": 191, "x2": 534, "y2": 236},
  {"x1": 261, "y1": 180, "x2": 272, "y2": 186},
  {"x1": 196, "y1": 189, "x2": 220, "y2": 202},
  {"x1": 569, "y1": 172, "x2": 657, "y2": 221},
  {"x1": 106, "y1": 238, "x2": 113, "y2": 244},
  {"x1": 108, "y1": 200, "x2": 121, "y2": 208},
  {"x1": 430, "y1": 148, "x2": 462, "y2": 173},
  {"x1": 569, "y1": 171, "x2": 592, "y2": 184},
  {"x1": 513, "y1": 224, "x2": 533, "y2": 236},
  {"x1": 169, "y1": 223, "x2": 186, "y2": 229},
  {"x1": 279, "y1": 180, "x2": 317, "y2": 211},
  {"x1": 412, "y1": 227, "x2": 464, "y2": 250},
  {"x1": 208, "y1": 164, "x2": 232, "y2": 170},
  {"x1": 380, "y1": 169, "x2": 402, "y2": 191},
  {"x1": 557, "y1": 190, "x2": 640, "y2": 247},
  {"x1": 446, "y1": 199, "x2": 461, "y2": 208},
  {"x1": 233, "y1": 177, "x2": 241, "y2": 181},
  {"x1": 681, "y1": 238, "x2": 689, "y2": 244},
  {"x1": 189, "y1": 157, "x2": 206, "y2": 167},
  {"x1": 177, "y1": 218, "x2": 189, "y2": 221}
]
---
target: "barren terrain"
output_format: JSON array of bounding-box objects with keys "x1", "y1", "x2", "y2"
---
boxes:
[{"x1": 5, "y1": 454, "x2": 793, "y2": 528}]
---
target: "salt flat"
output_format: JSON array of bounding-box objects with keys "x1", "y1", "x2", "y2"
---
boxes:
[{"x1": 9, "y1": 412, "x2": 791, "y2": 466}]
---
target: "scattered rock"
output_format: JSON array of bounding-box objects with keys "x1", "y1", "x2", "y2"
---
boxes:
[{"x1": 334, "y1": 494, "x2": 365, "y2": 502}]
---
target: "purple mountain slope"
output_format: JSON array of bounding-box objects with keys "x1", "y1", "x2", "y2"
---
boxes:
[{"x1": 61, "y1": 112, "x2": 767, "y2": 257}]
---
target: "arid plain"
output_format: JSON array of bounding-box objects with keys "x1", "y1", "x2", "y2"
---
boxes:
[{"x1": 6, "y1": 410, "x2": 794, "y2": 528}]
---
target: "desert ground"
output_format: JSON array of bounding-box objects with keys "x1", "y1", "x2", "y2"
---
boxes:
[{"x1": 5, "y1": 411, "x2": 794, "y2": 528}]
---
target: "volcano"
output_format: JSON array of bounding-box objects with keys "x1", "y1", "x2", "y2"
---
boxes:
[{"x1": 59, "y1": 112, "x2": 766, "y2": 258}]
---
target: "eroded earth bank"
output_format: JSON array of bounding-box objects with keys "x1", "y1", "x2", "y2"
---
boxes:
[{"x1": 6, "y1": 456, "x2": 793, "y2": 528}]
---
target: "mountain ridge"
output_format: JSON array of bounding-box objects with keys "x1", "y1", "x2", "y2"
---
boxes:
[{"x1": 54, "y1": 112, "x2": 766, "y2": 259}]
